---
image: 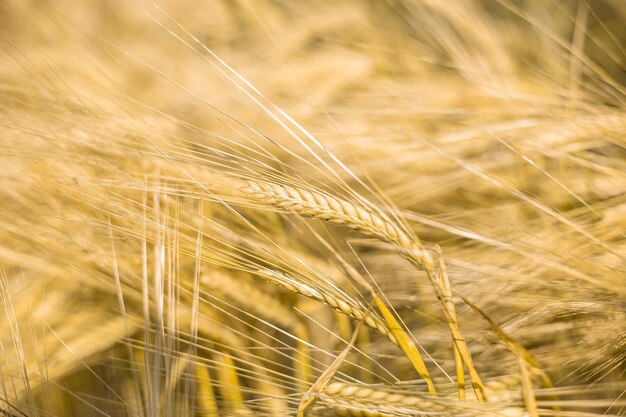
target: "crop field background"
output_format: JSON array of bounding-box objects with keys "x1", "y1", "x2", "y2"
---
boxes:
[{"x1": 0, "y1": 0, "x2": 625, "y2": 416}]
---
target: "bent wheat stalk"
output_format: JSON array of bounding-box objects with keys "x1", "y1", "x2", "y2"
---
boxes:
[{"x1": 243, "y1": 180, "x2": 486, "y2": 401}]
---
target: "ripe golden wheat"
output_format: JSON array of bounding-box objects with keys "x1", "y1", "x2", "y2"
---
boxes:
[{"x1": 1, "y1": 0, "x2": 625, "y2": 416}]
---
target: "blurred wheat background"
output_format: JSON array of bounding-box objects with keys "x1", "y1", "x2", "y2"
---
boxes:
[{"x1": 1, "y1": 0, "x2": 625, "y2": 416}]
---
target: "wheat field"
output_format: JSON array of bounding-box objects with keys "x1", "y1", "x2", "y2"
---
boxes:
[{"x1": 1, "y1": 0, "x2": 625, "y2": 416}]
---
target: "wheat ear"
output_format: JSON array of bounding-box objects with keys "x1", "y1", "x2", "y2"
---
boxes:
[
  {"x1": 255, "y1": 268, "x2": 437, "y2": 395},
  {"x1": 243, "y1": 181, "x2": 486, "y2": 401},
  {"x1": 242, "y1": 181, "x2": 434, "y2": 268},
  {"x1": 319, "y1": 383, "x2": 523, "y2": 417},
  {"x1": 255, "y1": 268, "x2": 395, "y2": 344}
]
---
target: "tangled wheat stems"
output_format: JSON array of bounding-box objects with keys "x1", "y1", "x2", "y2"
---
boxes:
[{"x1": 242, "y1": 180, "x2": 488, "y2": 402}]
